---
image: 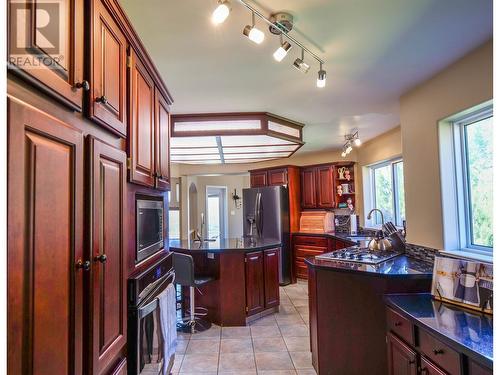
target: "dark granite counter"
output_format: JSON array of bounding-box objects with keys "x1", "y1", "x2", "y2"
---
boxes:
[
  {"x1": 305, "y1": 253, "x2": 433, "y2": 278},
  {"x1": 385, "y1": 293, "x2": 493, "y2": 369},
  {"x1": 169, "y1": 237, "x2": 281, "y2": 253}
]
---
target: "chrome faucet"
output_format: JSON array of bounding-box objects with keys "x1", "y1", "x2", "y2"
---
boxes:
[{"x1": 367, "y1": 208, "x2": 385, "y2": 225}]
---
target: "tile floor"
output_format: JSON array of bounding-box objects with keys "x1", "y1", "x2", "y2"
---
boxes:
[{"x1": 172, "y1": 280, "x2": 316, "y2": 374}]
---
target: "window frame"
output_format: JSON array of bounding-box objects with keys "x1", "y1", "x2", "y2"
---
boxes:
[
  {"x1": 365, "y1": 157, "x2": 405, "y2": 228},
  {"x1": 453, "y1": 106, "x2": 493, "y2": 253}
]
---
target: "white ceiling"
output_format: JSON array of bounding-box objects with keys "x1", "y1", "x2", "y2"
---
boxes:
[{"x1": 120, "y1": 0, "x2": 492, "y2": 153}]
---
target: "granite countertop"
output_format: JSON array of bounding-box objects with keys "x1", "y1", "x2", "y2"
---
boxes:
[
  {"x1": 305, "y1": 253, "x2": 434, "y2": 278},
  {"x1": 169, "y1": 237, "x2": 281, "y2": 252},
  {"x1": 385, "y1": 293, "x2": 493, "y2": 368}
]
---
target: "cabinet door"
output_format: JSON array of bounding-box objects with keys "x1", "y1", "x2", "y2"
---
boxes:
[
  {"x1": 8, "y1": 0, "x2": 85, "y2": 110},
  {"x1": 263, "y1": 248, "x2": 280, "y2": 308},
  {"x1": 111, "y1": 358, "x2": 128, "y2": 375},
  {"x1": 88, "y1": 137, "x2": 127, "y2": 374},
  {"x1": 387, "y1": 332, "x2": 417, "y2": 375},
  {"x1": 7, "y1": 98, "x2": 84, "y2": 375},
  {"x1": 250, "y1": 171, "x2": 268, "y2": 187},
  {"x1": 90, "y1": 0, "x2": 127, "y2": 136},
  {"x1": 268, "y1": 168, "x2": 288, "y2": 186},
  {"x1": 154, "y1": 88, "x2": 171, "y2": 190},
  {"x1": 420, "y1": 357, "x2": 447, "y2": 375},
  {"x1": 316, "y1": 165, "x2": 335, "y2": 208},
  {"x1": 301, "y1": 167, "x2": 317, "y2": 208},
  {"x1": 128, "y1": 48, "x2": 155, "y2": 187},
  {"x1": 245, "y1": 251, "x2": 265, "y2": 315}
]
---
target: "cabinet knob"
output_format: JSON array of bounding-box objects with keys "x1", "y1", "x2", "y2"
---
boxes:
[
  {"x1": 75, "y1": 80, "x2": 89, "y2": 91},
  {"x1": 96, "y1": 95, "x2": 108, "y2": 104},
  {"x1": 394, "y1": 321, "x2": 402, "y2": 327},
  {"x1": 94, "y1": 254, "x2": 107, "y2": 263},
  {"x1": 432, "y1": 349, "x2": 444, "y2": 355},
  {"x1": 76, "y1": 260, "x2": 90, "y2": 271}
]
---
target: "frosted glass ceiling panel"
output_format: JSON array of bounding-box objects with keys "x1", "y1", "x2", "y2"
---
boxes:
[
  {"x1": 171, "y1": 147, "x2": 219, "y2": 155},
  {"x1": 225, "y1": 158, "x2": 274, "y2": 164},
  {"x1": 174, "y1": 120, "x2": 261, "y2": 132},
  {"x1": 171, "y1": 136, "x2": 217, "y2": 148},
  {"x1": 224, "y1": 152, "x2": 291, "y2": 160},
  {"x1": 223, "y1": 145, "x2": 298, "y2": 153},
  {"x1": 172, "y1": 154, "x2": 221, "y2": 161},
  {"x1": 221, "y1": 135, "x2": 294, "y2": 147},
  {"x1": 268, "y1": 121, "x2": 301, "y2": 138},
  {"x1": 176, "y1": 160, "x2": 222, "y2": 165}
]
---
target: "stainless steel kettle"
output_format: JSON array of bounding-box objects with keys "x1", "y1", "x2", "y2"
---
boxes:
[{"x1": 368, "y1": 231, "x2": 393, "y2": 252}]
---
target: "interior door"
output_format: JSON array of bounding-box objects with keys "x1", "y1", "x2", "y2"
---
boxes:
[
  {"x1": 301, "y1": 167, "x2": 317, "y2": 208},
  {"x1": 8, "y1": 0, "x2": 85, "y2": 110},
  {"x1": 245, "y1": 251, "x2": 265, "y2": 315},
  {"x1": 155, "y1": 88, "x2": 171, "y2": 190},
  {"x1": 88, "y1": 136, "x2": 127, "y2": 374},
  {"x1": 263, "y1": 248, "x2": 280, "y2": 308},
  {"x1": 129, "y1": 48, "x2": 156, "y2": 187},
  {"x1": 90, "y1": 0, "x2": 127, "y2": 136},
  {"x1": 7, "y1": 97, "x2": 84, "y2": 375},
  {"x1": 316, "y1": 165, "x2": 335, "y2": 208}
]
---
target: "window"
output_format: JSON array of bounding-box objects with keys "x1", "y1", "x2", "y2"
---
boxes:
[
  {"x1": 365, "y1": 159, "x2": 405, "y2": 227},
  {"x1": 168, "y1": 209, "x2": 180, "y2": 240},
  {"x1": 456, "y1": 108, "x2": 493, "y2": 250},
  {"x1": 206, "y1": 186, "x2": 227, "y2": 239}
]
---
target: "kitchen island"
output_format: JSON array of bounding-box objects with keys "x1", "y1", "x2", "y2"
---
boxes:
[
  {"x1": 305, "y1": 253, "x2": 433, "y2": 375},
  {"x1": 169, "y1": 238, "x2": 281, "y2": 326}
]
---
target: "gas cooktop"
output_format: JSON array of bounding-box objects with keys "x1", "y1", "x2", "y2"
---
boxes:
[{"x1": 316, "y1": 246, "x2": 402, "y2": 265}]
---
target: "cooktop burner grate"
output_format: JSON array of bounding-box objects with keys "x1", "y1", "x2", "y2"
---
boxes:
[{"x1": 316, "y1": 246, "x2": 401, "y2": 265}]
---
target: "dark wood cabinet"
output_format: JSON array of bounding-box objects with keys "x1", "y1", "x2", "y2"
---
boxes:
[
  {"x1": 263, "y1": 248, "x2": 280, "y2": 308},
  {"x1": 245, "y1": 251, "x2": 265, "y2": 315},
  {"x1": 89, "y1": 0, "x2": 128, "y2": 136},
  {"x1": 387, "y1": 332, "x2": 418, "y2": 375},
  {"x1": 7, "y1": 98, "x2": 84, "y2": 375},
  {"x1": 128, "y1": 47, "x2": 155, "y2": 187},
  {"x1": 250, "y1": 171, "x2": 268, "y2": 187},
  {"x1": 316, "y1": 165, "x2": 335, "y2": 208},
  {"x1": 301, "y1": 167, "x2": 317, "y2": 208},
  {"x1": 154, "y1": 87, "x2": 171, "y2": 190},
  {"x1": 88, "y1": 137, "x2": 127, "y2": 375},
  {"x1": 8, "y1": 0, "x2": 85, "y2": 110},
  {"x1": 268, "y1": 168, "x2": 288, "y2": 186},
  {"x1": 111, "y1": 358, "x2": 128, "y2": 375},
  {"x1": 293, "y1": 235, "x2": 329, "y2": 279},
  {"x1": 420, "y1": 356, "x2": 447, "y2": 375}
]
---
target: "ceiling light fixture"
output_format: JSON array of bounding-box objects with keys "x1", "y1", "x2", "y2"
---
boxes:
[
  {"x1": 243, "y1": 12, "x2": 265, "y2": 44},
  {"x1": 212, "y1": 0, "x2": 231, "y2": 25},
  {"x1": 341, "y1": 131, "x2": 361, "y2": 158},
  {"x1": 293, "y1": 49, "x2": 310, "y2": 73},
  {"x1": 317, "y1": 62, "x2": 326, "y2": 88},
  {"x1": 273, "y1": 35, "x2": 292, "y2": 62}
]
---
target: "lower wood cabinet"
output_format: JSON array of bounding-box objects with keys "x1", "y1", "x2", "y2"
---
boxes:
[
  {"x1": 387, "y1": 332, "x2": 418, "y2": 375},
  {"x1": 293, "y1": 235, "x2": 329, "y2": 280},
  {"x1": 245, "y1": 248, "x2": 280, "y2": 316},
  {"x1": 88, "y1": 137, "x2": 127, "y2": 374}
]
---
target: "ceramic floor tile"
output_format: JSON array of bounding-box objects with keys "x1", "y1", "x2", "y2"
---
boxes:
[
  {"x1": 178, "y1": 332, "x2": 192, "y2": 340},
  {"x1": 222, "y1": 326, "x2": 251, "y2": 338},
  {"x1": 251, "y1": 325, "x2": 282, "y2": 338},
  {"x1": 294, "y1": 306, "x2": 309, "y2": 315},
  {"x1": 250, "y1": 314, "x2": 278, "y2": 326},
  {"x1": 185, "y1": 338, "x2": 220, "y2": 354},
  {"x1": 189, "y1": 325, "x2": 221, "y2": 340},
  {"x1": 258, "y1": 371, "x2": 297, "y2": 375},
  {"x1": 276, "y1": 314, "x2": 304, "y2": 326},
  {"x1": 176, "y1": 339, "x2": 189, "y2": 354},
  {"x1": 289, "y1": 352, "x2": 313, "y2": 369},
  {"x1": 279, "y1": 324, "x2": 309, "y2": 338},
  {"x1": 252, "y1": 337, "x2": 288, "y2": 353},
  {"x1": 179, "y1": 353, "x2": 219, "y2": 373},
  {"x1": 172, "y1": 354, "x2": 184, "y2": 373},
  {"x1": 290, "y1": 299, "x2": 309, "y2": 307},
  {"x1": 279, "y1": 305, "x2": 298, "y2": 314},
  {"x1": 220, "y1": 338, "x2": 254, "y2": 353},
  {"x1": 283, "y1": 336, "x2": 310, "y2": 352},
  {"x1": 296, "y1": 369, "x2": 317, "y2": 375},
  {"x1": 255, "y1": 352, "x2": 295, "y2": 371},
  {"x1": 218, "y1": 352, "x2": 256, "y2": 372}
]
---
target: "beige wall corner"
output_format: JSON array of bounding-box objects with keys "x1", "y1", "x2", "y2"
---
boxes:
[{"x1": 400, "y1": 39, "x2": 493, "y2": 249}]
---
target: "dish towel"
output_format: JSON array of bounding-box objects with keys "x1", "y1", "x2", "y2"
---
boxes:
[{"x1": 158, "y1": 283, "x2": 177, "y2": 375}]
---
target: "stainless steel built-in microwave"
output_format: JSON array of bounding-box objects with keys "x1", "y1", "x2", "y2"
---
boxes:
[{"x1": 136, "y1": 198, "x2": 164, "y2": 263}]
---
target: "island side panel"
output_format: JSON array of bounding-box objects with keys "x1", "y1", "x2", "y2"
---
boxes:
[{"x1": 219, "y1": 252, "x2": 247, "y2": 326}]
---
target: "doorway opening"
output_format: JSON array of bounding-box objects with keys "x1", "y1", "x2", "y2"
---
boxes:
[{"x1": 206, "y1": 186, "x2": 228, "y2": 239}]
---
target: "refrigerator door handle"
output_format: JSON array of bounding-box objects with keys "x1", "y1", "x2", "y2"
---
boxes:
[{"x1": 255, "y1": 192, "x2": 263, "y2": 237}]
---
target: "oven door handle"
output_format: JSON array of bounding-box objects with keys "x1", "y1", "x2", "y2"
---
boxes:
[{"x1": 137, "y1": 270, "x2": 175, "y2": 319}]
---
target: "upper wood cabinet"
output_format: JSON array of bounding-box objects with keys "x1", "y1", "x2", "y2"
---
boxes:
[
  {"x1": 301, "y1": 167, "x2": 317, "y2": 208},
  {"x1": 250, "y1": 168, "x2": 288, "y2": 188},
  {"x1": 316, "y1": 165, "x2": 335, "y2": 208},
  {"x1": 250, "y1": 171, "x2": 268, "y2": 187},
  {"x1": 154, "y1": 87, "x2": 171, "y2": 190},
  {"x1": 8, "y1": 0, "x2": 85, "y2": 110},
  {"x1": 7, "y1": 98, "x2": 84, "y2": 375},
  {"x1": 87, "y1": 137, "x2": 127, "y2": 375},
  {"x1": 89, "y1": 0, "x2": 128, "y2": 137}
]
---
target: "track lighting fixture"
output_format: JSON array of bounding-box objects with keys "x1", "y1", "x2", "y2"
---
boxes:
[
  {"x1": 317, "y1": 62, "x2": 326, "y2": 88},
  {"x1": 243, "y1": 12, "x2": 265, "y2": 44},
  {"x1": 273, "y1": 35, "x2": 292, "y2": 62},
  {"x1": 293, "y1": 49, "x2": 310, "y2": 73},
  {"x1": 212, "y1": 0, "x2": 231, "y2": 24},
  {"x1": 354, "y1": 138, "x2": 362, "y2": 147},
  {"x1": 341, "y1": 131, "x2": 362, "y2": 157}
]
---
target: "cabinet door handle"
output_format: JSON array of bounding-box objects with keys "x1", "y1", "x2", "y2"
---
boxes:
[
  {"x1": 432, "y1": 349, "x2": 444, "y2": 355},
  {"x1": 394, "y1": 321, "x2": 402, "y2": 327},
  {"x1": 96, "y1": 95, "x2": 108, "y2": 104},
  {"x1": 76, "y1": 260, "x2": 90, "y2": 271},
  {"x1": 249, "y1": 256, "x2": 259, "y2": 261},
  {"x1": 75, "y1": 80, "x2": 90, "y2": 91},
  {"x1": 267, "y1": 253, "x2": 276, "y2": 257},
  {"x1": 94, "y1": 254, "x2": 107, "y2": 263}
]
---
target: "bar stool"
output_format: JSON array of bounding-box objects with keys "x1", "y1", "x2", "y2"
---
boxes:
[{"x1": 173, "y1": 252, "x2": 214, "y2": 333}]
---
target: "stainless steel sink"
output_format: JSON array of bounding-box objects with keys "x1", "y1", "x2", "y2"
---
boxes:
[{"x1": 346, "y1": 236, "x2": 373, "y2": 241}]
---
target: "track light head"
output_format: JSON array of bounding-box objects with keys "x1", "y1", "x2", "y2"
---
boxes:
[
  {"x1": 293, "y1": 49, "x2": 310, "y2": 73},
  {"x1": 243, "y1": 13, "x2": 264, "y2": 44},
  {"x1": 346, "y1": 143, "x2": 353, "y2": 154},
  {"x1": 341, "y1": 151, "x2": 347, "y2": 158},
  {"x1": 354, "y1": 138, "x2": 362, "y2": 147},
  {"x1": 273, "y1": 37, "x2": 292, "y2": 62},
  {"x1": 317, "y1": 69, "x2": 326, "y2": 88},
  {"x1": 212, "y1": 0, "x2": 230, "y2": 25}
]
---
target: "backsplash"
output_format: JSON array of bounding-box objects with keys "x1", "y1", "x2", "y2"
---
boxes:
[{"x1": 405, "y1": 243, "x2": 440, "y2": 264}]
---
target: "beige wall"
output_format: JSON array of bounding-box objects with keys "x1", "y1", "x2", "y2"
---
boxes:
[
  {"x1": 400, "y1": 40, "x2": 492, "y2": 249},
  {"x1": 355, "y1": 126, "x2": 402, "y2": 224}
]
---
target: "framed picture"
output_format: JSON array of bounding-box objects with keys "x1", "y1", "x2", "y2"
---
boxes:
[{"x1": 431, "y1": 256, "x2": 493, "y2": 314}]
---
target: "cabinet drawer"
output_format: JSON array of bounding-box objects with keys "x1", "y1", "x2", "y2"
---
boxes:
[
  {"x1": 295, "y1": 246, "x2": 326, "y2": 258},
  {"x1": 295, "y1": 261, "x2": 308, "y2": 279},
  {"x1": 418, "y1": 329, "x2": 461, "y2": 375},
  {"x1": 294, "y1": 236, "x2": 328, "y2": 247},
  {"x1": 469, "y1": 359, "x2": 492, "y2": 375},
  {"x1": 420, "y1": 356, "x2": 447, "y2": 375},
  {"x1": 387, "y1": 308, "x2": 413, "y2": 345}
]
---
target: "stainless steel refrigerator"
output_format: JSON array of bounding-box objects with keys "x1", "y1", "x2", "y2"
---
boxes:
[{"x1": 243, "y1": 186, "x2": 291, "y2": 285}]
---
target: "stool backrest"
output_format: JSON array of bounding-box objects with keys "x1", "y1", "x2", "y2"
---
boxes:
[{"x1": 172, "y1": 252, "x2": 195, "y2": 287}]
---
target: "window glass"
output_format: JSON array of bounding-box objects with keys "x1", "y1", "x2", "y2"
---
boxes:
[
  {"x1": 464, "y1": 115, "x2": 493, "y2": 248},
  {"x1": 394, "y1": 161, "x2": 406, "y2": 227},
  {"x1": 207, "y1": 195, "x2": 221, "y2": 238},
  {"x1": 373, "y1": 164, "x2": 394, "y2": 224},
  {"x1": 168, "y1": 210, "x2": 180, "y2": 240}
]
